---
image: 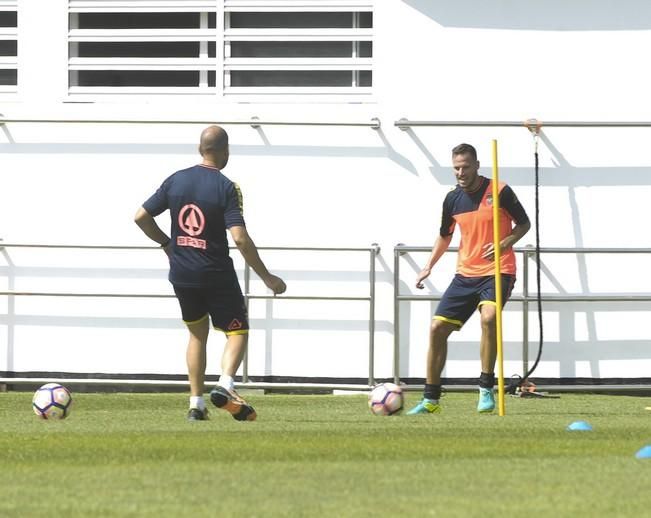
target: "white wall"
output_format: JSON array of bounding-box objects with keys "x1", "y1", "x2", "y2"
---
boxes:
[{"x1": 1, "y1": 1, "x2": 650, "y2": 384}]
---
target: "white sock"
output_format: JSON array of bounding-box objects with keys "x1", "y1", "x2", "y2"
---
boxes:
[
  {"x1": 190, "y1": 396, "x2": 205, "y2": 410},
  {"x1": 218, "y1": 375, "x2": 235, "y2": 391}
]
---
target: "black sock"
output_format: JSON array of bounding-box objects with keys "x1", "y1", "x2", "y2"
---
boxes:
[
  {"x1": 479, "y1": 372, "x2": 495, "y2": 389},
  {"x1": 424, "y1": 384, "x2": 441, "y2": 401}
]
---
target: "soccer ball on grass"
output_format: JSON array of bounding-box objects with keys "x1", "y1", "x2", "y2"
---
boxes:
[
  {"x1": 368, "y1": 382, "x2": 404, "y2": 416},
  {"x1": 32, "y1": 383, "x2": 73, "y2": 419}
]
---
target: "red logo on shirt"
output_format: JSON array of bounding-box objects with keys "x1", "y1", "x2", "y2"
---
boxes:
[
  {"x1": 177, "y1": 236, "x2": 206, "y2": 249},
  {"x1": 178, "y1": 204, "x2": 205, "y2": 236}
]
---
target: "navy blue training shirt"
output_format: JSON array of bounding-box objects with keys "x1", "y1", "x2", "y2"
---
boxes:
[{"x1": 142, "y1": 164, "x2": 245, "y2": 287}]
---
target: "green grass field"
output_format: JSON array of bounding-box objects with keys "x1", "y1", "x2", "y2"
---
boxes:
[{"x1": 1, "y1": 390, "x2": 650, "y2": 517}]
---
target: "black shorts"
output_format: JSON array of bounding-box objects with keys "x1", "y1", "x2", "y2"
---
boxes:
[
  {"x1": 434, "y1": 273, "x2": 515, "y2": 329},
  {"x1": 173, "y1": 273, "x2": 249, "y2": 335}
]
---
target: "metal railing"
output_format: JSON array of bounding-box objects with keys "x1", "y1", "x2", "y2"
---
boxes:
[
  {"x1": 240, "y1": 245, "x2": 380, "y2": 387},
  {"x1": 394, "y1": 119, "x2": 651, "y2": 129},
  {"x1": 394, "y1": 245, "x2": 651, "y2": 390},
  {"x1": 0, "y1": 115, "x2": 381, "y2": 129},
  {"x1": 0, "y1": 242, "x2": 380, "y2": 390}
]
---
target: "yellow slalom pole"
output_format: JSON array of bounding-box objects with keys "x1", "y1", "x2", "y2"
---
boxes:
[{"x1": 491, "y1": 139, "x2": 506, "y2": 416}]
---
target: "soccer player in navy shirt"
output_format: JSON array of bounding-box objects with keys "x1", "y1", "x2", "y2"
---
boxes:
[
  {"x1": 407, "y1": 143, "x2": 530, "y2": 415},
  {"x1": 135, "y1": 125, "x2": 286, "y2": 421}
]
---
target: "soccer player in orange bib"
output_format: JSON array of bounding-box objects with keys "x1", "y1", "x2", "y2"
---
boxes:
[
  {"x1": 407, "y1": 143, "x2": 530, "y2": 414},
  {"x1": 135, "y1": 125, "x2": 286, "y2": 421}
]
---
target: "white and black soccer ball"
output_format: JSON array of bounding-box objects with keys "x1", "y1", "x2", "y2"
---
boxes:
[
  {"x1": 368, "y1": 382, "x2": 404, "y2": 416},
  {"x1": 32, "y1": 383, "x2": 73, "y2": 420}
]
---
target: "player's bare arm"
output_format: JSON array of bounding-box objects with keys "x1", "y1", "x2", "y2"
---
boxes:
[
  {"x1": 134, "y1": 207, "x2": 170, "y2": 249},
  {"x1": 416, "y1": 234, "x2": 453, "y2": 289},
  {"x1": 229, "y1": 225, "x2": 287, "y2": 295}
]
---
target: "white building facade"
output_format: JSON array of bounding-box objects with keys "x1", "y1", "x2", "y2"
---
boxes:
[{"x1": 1, "y1": 1, "x2": 650, "y2": 388}]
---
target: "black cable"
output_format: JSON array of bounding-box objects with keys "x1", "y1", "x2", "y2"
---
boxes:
[{"x1": 507, "y1": 140, "x2": 544, "y2": 394}]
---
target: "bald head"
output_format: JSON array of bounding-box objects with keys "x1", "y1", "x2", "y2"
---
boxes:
[{"x1": 199, "y1": 125, "x2": 229, "y2": 168}]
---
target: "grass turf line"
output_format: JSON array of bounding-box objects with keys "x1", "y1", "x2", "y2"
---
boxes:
[{"x1": 1, "y1": 392, "x2": 650, "y2": 517}]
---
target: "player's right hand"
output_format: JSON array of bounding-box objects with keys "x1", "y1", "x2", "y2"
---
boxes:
[
  {"x1": 415, "y1": 268, "x2": 431, "y2": 289},
  {"x1": 264, "y1": 274, "x2": 287, "y2": 295}
]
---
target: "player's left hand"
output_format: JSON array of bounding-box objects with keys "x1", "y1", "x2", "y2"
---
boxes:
[
  {"x1": 264, "y1": 274, "x2": 287, "y2": 295},
  {"x1": 481, "y1": 243, "x2": 496, "y2": 261}
]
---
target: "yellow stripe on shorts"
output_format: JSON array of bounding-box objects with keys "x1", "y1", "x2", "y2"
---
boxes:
[
  {"x1": 184, "y1": 314, "x2": 209, "y2": 326},
  {"x1": 433, "y1": 315, "x2": 463, "y2": 328}
]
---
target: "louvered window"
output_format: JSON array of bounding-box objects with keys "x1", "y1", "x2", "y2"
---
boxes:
[
  {"x1": 68, "y1": 1, "x2": 373, "y2": 100},
  {"x1": 0, "y1": 0, "x2": 17, "y2": 93}
]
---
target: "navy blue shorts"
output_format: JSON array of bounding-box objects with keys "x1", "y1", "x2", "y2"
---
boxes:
[
  {"x1": 173, "y1": 272, "x2": 249, "y2": 335},
  {"x1": 434, "y1": 274, "x2": 515, "y2": 329}
]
